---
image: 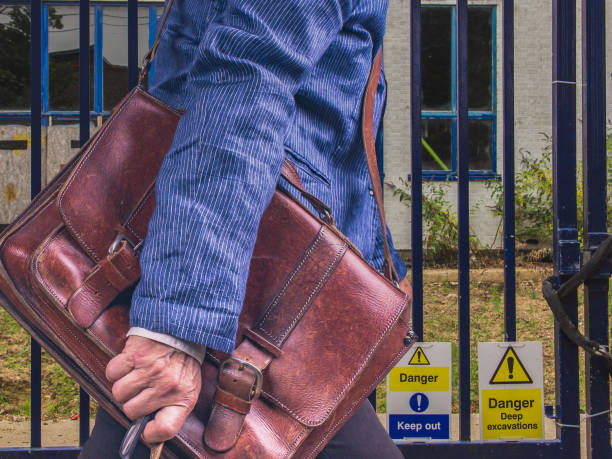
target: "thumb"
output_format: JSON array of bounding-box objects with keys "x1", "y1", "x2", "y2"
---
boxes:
[{"x1": 141, "y1": 405, "x2": 190, "y2": 445}]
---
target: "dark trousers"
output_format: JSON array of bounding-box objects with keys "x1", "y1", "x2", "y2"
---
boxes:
[{"x1": 80, "y1": 402, "x2": 403, "y2": 458}]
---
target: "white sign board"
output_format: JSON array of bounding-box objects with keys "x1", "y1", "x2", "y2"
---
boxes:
[
  {"x1": 387, "y1": 342, "x2": 452, "y2": 441},
  {"x1": 478, "y1": 342, "x2": 544, "y2": 440}
]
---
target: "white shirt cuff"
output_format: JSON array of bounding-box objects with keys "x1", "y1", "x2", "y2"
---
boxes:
[{"x1": 127, "y1": 327, "x2": 207, "y2": 365}]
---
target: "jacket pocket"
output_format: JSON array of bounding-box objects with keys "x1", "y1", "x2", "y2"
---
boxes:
[{"x1": 283, "y1": 147, "x2": 331, "y2": 188}]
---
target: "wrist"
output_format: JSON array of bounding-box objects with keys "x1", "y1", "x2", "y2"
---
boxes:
[{"x1": 127, "y1": 327, "x2": 207, "y2": 364}]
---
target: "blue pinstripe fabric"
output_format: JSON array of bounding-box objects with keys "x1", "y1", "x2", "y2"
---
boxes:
[{"x1": 130, "y1": 0, "x2": 407, "y2": 353}]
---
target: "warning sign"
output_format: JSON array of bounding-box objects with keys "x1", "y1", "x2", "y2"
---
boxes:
[
  {"x1": 408, "y1": 347, "x2": 431, "y2": 365},
  {"x1": 388, "y1": 366, "x2": 449, "y2": 392},
  {"x1": 478, "y1": 342, "x2": 544, "y2": 441},
  {"x1": 387, "y1": 343, "x2": 452, "y2": 442},
  {"x1": 489, "y1": 347, "x2": 533, "y2": 384}
]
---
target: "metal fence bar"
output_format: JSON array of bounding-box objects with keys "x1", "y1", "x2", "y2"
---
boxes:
[
  {"x1": 128, "y1": 0, "x2": 138, "y2": 89},
  {"x1": 410, "y1": 0, "x2": 423, "y2": 339},
  {"x1": 0, "y1": 448, "x2": 81, "y2": 459},
  {"x1": 397, "y1": 440, "x2": 563, "y2": 458},
  {"x1": 502, "y1": 0, "x2": 516, "y2": 342},
  {"x1": 580, "y1": 1, "x2": 610, "y2": 457},
  {"x1": 552, "y1": 1, "x2": 581, "y2": 457},
  {"x1": 455, "y1": 0, "x2": 471, "y2": 442},
  {"x1": 78, "y1": 0, "x2": 91, "y2": 445},
  {"x1": 29, "y1": 0, "x2": 42, "y2": 447}
]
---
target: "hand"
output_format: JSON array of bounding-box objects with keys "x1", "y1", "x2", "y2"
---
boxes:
[{"x1": 106, "y1": 335, "x2": 202, "y2": 444}]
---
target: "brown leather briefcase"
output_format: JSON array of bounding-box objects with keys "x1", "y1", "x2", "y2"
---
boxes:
[{"x1": 0, "y1": 2, "x2": 414, "y2": 457}]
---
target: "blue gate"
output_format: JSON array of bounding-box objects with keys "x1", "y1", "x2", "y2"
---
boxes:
[{"x1": 0, "y1": 0, "x2": 609, "y2": 458}]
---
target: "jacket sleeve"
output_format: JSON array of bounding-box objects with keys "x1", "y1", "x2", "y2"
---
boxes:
[{"x1": 130, "y1": 0, "x2": 354, "y2": 353}]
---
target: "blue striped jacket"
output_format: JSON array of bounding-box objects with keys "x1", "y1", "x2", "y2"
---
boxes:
[{"x1": 130, "y1": 0, "x2": 407, "y2": 353}]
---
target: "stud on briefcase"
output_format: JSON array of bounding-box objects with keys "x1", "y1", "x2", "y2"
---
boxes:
[{"x1": 0, "y1": 1, "x2": 414, "y2": 457}]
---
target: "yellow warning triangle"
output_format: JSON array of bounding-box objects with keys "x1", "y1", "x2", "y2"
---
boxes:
[
  {"x1": 489, "y1": 346, "x2": 533, "y2": 384},
  {"x1": 408, "y1": 346, "x2": 431, "y2": 365}
]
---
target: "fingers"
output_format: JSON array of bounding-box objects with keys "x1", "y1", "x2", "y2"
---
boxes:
[
  {"x1": 121, "y1": 387, "x2": 163, "y2": 420},
  {"x1": 121, "y1": 372, "x2": 196, "y2": 420},
  {"x1": 141, "y1": 405, "x2": 191, "y2": 444},
  {"x1": 106, "y1": 352, "x2": 135, "y2": 382},
  {"x1": 111, "y1": 368, "x2": 150, "y2": 404}
]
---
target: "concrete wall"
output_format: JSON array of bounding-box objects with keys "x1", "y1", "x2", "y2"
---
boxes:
[
  {"x1": 0, "y1": 124, "x2": 99, "y2": 224},
  {"x1": 383, "y1": 0, "x2": 612, "y2": 250}
]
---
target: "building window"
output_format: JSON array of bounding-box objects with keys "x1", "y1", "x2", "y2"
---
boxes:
[
  {"x1": 421, "y1": 5, "x2": 496, "y2": 179},
  {"x1": 0, "y1": 5, "x2": 31, "y2": 111},
  {"x1": 0, "y1": 1, "x2": 163, "y2": 119}
]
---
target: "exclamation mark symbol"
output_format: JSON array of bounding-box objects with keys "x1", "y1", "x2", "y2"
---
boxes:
[
  {"x1": 507, "y1": 356, "x2": 514, "y2": 379},
  {"x1": 416, "y1": 394, "x2": 422, "y2": 411},
  {"x1": 417, "y1": 349, "x2": 422, "y2": 363}
]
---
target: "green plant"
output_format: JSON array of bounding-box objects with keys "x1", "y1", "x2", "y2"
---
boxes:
[
  {"x1": 387, "y1": 178, "x2": 480, "y2": 259},
  {"x1": 486, "y1": 126, "x2": 612, "y2": 245}
]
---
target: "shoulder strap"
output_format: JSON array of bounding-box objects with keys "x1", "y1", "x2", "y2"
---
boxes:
[
  {"x1": 138, "y1": 0, "x2": 175, "y2": 85},
  {"x1": 362, "y1": 50, "x2": 399, "y2": 283}
]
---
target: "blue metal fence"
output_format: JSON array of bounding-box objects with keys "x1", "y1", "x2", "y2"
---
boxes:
[{"x1": 0, "y1": 0, "x2": 609, "y2": 457}]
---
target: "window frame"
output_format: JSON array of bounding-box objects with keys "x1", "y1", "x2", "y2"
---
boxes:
[
  {"x1": 0, "y1": 0, "x2": 163, "y2": 121},
  {"x1": 421, "y1": 4, "x2": 498, "y2": 181}
]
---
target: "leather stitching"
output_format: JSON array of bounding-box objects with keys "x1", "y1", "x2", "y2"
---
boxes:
[
  {"x1": 260, "y1": 295, "x2": 408, "y2": 426},
  {"x1": 276, "y1": 242, "x2": 346, "y2": 344},
  {"x1": 257, "y1": 227, "x2": 325, "y2": 337},
  {"x1": 306, "y1": 337, "x2": 413, "y2": 458},
  {"x1": 283, "y1": 426, "x2": 309, "y2": 459},
  {"x1": 124, "y1": 185, "x2": 155, "y2": 241},
  {"x1": 34, "y1": 230, "x2": 68, "y2": 308},
  {"x1": 29, "y1": 282, "x2": 106, "y2": 373},
  {"x1": 58, "y1": 89, "x2": 140, "y2": 262}
]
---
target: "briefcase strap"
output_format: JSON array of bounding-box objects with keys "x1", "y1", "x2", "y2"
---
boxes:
[
  {"x1": 138, "y1": 0, "x2": 175, "y2": 85},
  {"x1": 361, "y1": 50, "x2": 399, "y2": 283}
]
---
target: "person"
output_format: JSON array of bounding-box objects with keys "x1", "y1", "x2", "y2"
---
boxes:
[{"x1": 80, "y1": 0, "x2": 409, "y2": 457}]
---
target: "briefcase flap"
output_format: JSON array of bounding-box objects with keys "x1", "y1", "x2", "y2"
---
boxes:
[{"x1": 57, "y1": 88, "x2": 182, "y2": 262}]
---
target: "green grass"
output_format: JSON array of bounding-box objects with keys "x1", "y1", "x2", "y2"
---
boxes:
[{"x1": 0, "y1": 308, "x2": 94, "y2": 420}]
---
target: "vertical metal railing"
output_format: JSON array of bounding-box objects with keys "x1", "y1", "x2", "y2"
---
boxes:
[
  {"x1": 552, "y1": 1, "x2": 581, "y2": 458},
  {"x1": 410, "y1": 0, "x2": 423, "y2": 341},
  {"x1": 128, "y1": 0, "x2": 138, "y2": 89},
  {"x1": 29, "y1": 0, "x2": 42, "y2": 449},
  {"x1": 455, "y1": 0, "x2": 471, "y2": 442},
  {"x1": 580, "y1": 1, "x2": 610, "y2": 458},
  {"x1": 78, "y1": 0, "x2": 91, "y2": 446},
  {"x1": 502, "y1": 0, "x2": 516, "y2": 343}
]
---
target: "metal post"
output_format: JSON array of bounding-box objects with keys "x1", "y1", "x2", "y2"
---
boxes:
[
  {"x1": 30, "y1": 0, "x2": 42, "y2": 447},
  {"x1": 581, "y1": 1, "x2": 610, "y2": 457},
  {"x1": 456, "y1": 0, "x2": 470, "y2": 441},
  {"x1": 148, "y1": 6, "x2": 158, "y2": 87},
  {"x1": 79, "y1": 0, "x2": 91, "y2": 445},
  {"x1": 128, "y1": 0, "x2": 138, "y2": 89},
  {"x1": 502, "y1": 0, "x2": 516, "y2": 342},
  {"x1": 94, "y1": 6, "x2": 103, "y2": 114},
  {"x1": 410, "y1": 0, "x2": 423, "y2": 340},
  {"x1": 552, "y1": 1, "x2": 581, "y2": 457}
]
